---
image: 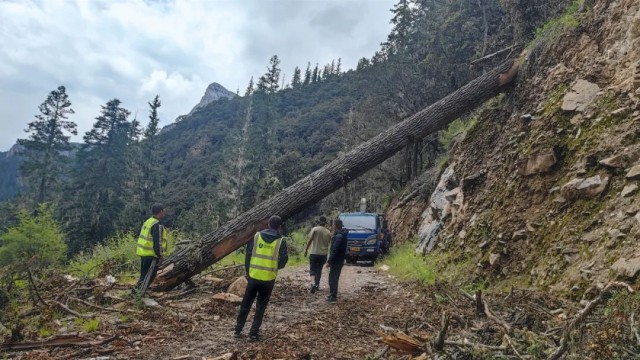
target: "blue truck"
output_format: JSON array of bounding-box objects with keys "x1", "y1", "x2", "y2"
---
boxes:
[{"x1": 338, "y1": 212, "x2": 391, "y2": 264}]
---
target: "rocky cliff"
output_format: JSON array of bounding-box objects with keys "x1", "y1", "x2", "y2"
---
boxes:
[{"x1": 388, "y1": 0, "x2": 640, "y2": 292}]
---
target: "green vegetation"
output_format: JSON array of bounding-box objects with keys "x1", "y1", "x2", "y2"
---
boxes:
[
  {"x1": 439, "y1": 116, "x2": 479, "y2": 150},
  {"x1": 383, "y1": 244, "x2": 436, "y2": 284},
  {"x1": 527, "y1": 0, "x2": 584, "y2": 53},
  {"x1": 75, "y1": 317, "x2": 100, "y2": 333},
  {"x1": 0, "y1": 204, "x2": 66, "y2": 274}
]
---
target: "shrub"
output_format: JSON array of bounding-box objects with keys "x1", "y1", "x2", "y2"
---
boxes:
[
  {"x1": 0, "y1": 204, "x2": 66, "y2": 274},
  {"x1": 383, "y1": 244, "x2": 436, "y2": 285}
]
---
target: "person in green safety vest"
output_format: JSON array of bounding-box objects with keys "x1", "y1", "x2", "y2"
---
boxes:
[
  {"x1": 234, "y1": 215, "x2": 289, "y2": 342},
  {"x1": 133, "y1": 204, "x2": 166, "y2": 294}
]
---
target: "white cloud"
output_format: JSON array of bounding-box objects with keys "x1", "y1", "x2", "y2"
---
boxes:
[{"x1": 0, "y1": 0, "x2": 395, "y2": 150}]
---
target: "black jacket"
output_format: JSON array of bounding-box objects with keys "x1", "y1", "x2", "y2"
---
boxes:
[
  {"x1": 245, "y1": 228, "x2": 289, "y2": 275},
  {"x1": 328, "y1": 228, "x2": 349, "y2": 265},
  {"x1": 150, "y1": 222, "x2": 161, "y2": 258}
]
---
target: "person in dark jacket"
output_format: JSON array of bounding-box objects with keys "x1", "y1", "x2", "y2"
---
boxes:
[
  {"x1": 234, "y1": 215, "x2": 288, "y2": 342},
  {"x1": 325, "y1": 219, "x2": 348, "y2": 302}
]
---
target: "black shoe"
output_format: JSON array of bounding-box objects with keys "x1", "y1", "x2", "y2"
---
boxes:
[
  {"x1": 233, "y1": 331, "x2": 242, "y2": 339},
  {"x1": 326, "y1": 296, "x2": 337, "y2": 302},
  {"x1": 310, "y1": 284, "x2": 318, "y2": 294},
  {"x1": 249, "y1": 333, "x2": 261, "y2": 342}
]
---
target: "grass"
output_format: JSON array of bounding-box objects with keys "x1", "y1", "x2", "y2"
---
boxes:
[
  {"x1": 526, "y1": 0, "x2": 584, "y2": 54},
  {"x1": 74, "y1": 317, "x2": 100, "y2": 333},
  {"x1": 67, "y1": 229, "x2": 182, "y2": 280},
  {"x1": 382, "y1": 244, "x2": 436, "y2": 285}
]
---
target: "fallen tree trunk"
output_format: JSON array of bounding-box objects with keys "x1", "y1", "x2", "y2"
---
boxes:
[{"x1": 155, "y1": 58, "x2": 521, "y2": 289}]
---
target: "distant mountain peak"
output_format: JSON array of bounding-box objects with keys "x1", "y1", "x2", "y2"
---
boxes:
[{"x1": 175, "y1": 82, "x2": 237, "y2": 122}]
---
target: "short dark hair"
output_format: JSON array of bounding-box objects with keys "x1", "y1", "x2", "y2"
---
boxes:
[
  {"x1": 268, "y1": 215, "x2": 282, "y2": 230},
  {"x1": 152, "y1": 204, "x2": 164, "y2": 215},
  {"x1": 318, "y1": 216, "x2": 327, "y2": 225},
  {"x1": 334, "y1": 219, "x2": 343, "y2": 229}
]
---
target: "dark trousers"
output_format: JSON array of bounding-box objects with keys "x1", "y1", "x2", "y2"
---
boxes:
[
  {"x1": 235, "y1": 278, "x2": 275, "y2": 336},
  {"x1": 135, "y1": 256, "x2": 158, "y2": 291},
  {"x1": 328, "y1": 262, "x2": 344, "y2": 300},
  {"x1": 309, "y1": 254, "x2": 327, "y2": 287}
]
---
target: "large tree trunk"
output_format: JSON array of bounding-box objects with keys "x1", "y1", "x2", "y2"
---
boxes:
[{"x1": 155, "y1": 59, "x2": 520, "y2": 290}]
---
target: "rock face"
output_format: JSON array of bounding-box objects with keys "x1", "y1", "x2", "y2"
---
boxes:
[
  {"x1": 175, "y1": 82, "x2": 236, "y2": 121},
  {"x1": 561, "y1": 174, "x2": 609, "y2": 200},
  {"x1": 416, "y1": 165, "x2": 459, "y2": 254},
  {"x1": 518, "y1": 148, "x2": 557, "y2": 176},
  {"x1": 561, "y1": 79, "x2": 600, "y2": 112}
]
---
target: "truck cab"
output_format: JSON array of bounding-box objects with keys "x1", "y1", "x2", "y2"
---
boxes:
[{"x1": 338, "y1": 212, "x2": 391, "y2": 264}]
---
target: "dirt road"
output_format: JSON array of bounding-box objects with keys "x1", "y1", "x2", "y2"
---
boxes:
[{"x1": 143, "y1": 263, "x2": 417, "y2": 360}]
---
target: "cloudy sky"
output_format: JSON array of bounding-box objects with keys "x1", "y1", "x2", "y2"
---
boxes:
[{"x1": 0, "y1": 0, "x2": 396, "y2": 151}]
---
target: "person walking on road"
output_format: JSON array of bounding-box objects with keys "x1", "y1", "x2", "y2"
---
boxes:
[
  {"x1": 133, "y1": 204, "x2": 167, "y2": 296},
  {"x1": 303, "y1": 216, "x2": 332, "y2": 293},
  {"x1": 325, "y1": 219, "x2": 348, "y2": 302},
  {"x1": 234, "y1": 215, "x2": 289, "y2": 341}
]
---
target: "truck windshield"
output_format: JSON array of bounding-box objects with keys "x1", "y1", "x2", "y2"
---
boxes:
[{"x1": 341, "y1": 215, "x2": 376, "y2": 232}]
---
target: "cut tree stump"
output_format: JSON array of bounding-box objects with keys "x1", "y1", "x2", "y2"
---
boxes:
[{"x1": 155, "y1": 58, "x2": 521, "y2": 290}]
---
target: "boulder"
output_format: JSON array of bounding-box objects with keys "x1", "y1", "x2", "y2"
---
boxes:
[
  {"x1": 227, "y1": 276, "x2": 248, "y2": 297},
  {"x1": 626, "y1": 165, "x2": 640, "y2": 180},
  {"x1": 561, "y1": 175, "x2": 609, "y2": 200},
  {"x1": 621, "y1": 184, "x2": 638, "y2": 197},
  {"x1": 561, "y1": 79, "x2": 600, "y2": 112},
  {"x1": 611, "y1": 257, "x2": 640, "y2": 279},
  {"x1": 518, "y1": 149, "x2": 557, "y2": 176}
]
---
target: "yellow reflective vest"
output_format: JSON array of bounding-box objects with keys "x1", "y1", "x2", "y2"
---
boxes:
[
  {"x1": 248, "y1": 232, "x2": 283, "y2": 281},
  {"x1": 136, "y1": 217, "x2": 167, "y2": 257}
]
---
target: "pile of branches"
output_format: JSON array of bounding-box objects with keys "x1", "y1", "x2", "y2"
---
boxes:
[{"x1": 376, "y1": 282, "x2": 638, "y2": 359}]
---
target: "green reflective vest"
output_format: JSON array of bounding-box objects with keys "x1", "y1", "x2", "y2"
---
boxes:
[
  {"x1": 248, "y1": 232, "x2": 283, "y2": 281},
  {"x1": 136, "y1": 217, "x2": 167, "y2": 257}
]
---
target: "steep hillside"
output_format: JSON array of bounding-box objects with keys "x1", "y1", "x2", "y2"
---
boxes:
[{"x1": 389, "y1": 0, "x2": 640, "y2": 293}]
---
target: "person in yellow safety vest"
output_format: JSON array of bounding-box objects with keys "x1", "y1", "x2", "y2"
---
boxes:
[
  {"x1": 234, "y1": 215, "x2": 288, "y2": 342},
  {"x1": 133, "y1": 204, "x2": 166, "y2": 293}
]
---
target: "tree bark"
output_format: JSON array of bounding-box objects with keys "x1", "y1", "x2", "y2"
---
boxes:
[{"x1": 155, "y1": 59, "x2": 520, "y2": 290}]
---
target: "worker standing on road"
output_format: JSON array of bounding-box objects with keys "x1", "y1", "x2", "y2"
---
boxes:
[
  {"x1": 325, "y1": 219, "x2": 348, "y2": 302},
  {"x1": 303, "y1": 216, "x2": 332, "y2": 293},
  {"x1": 234, "y1": 215, "x2": 289, "y2": 342},
  {"x1": 133, "y1": 204, "x2": 167, "y2": 295}
]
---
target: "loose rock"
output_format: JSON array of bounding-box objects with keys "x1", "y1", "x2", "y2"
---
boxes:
[
  {"x1": 227, "y1": 276, "x2": 248, "y2": 297},
  {"x1": 611, "y1": 257, "x2": 640, "y2": 279},
  {"x1": 512, "y1": 229, "x2": 527, "y2": 241},
  {"x1": 561, "y1": 175, "x2": 609, "y2": 200},
  {"x1": 626, "y1": 165, "x2": 640, "y2": 180},
  {"x1": 561, "y1": 79, "x2": 600, "y2": 112},
  {"x1": 518, "y1": 148, "x2": 557, "y2": 176},
  {"x1": 621, "y1": 183, "x2": 638, "y2": 197}
]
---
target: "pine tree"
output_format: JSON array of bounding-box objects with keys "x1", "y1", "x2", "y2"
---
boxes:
[
  {"x1": 291, "y1": 66, "x2": 302, "y2": 88},
  {"x1": 18, "y1": 86, "x2": 77, "y2": 205},
  {"x1": 64, "y1": 99, "x2": 136, "y2": 252},
  {"x1": 245, "y1": 77, "x2": 255, "y2": 97},
  {"x1": 303, "y1": 62, "x2": 312, "y2": 86},
  {"x1": 256, "y1": 55, "x2": 281, "y2": 94},
  {"x1": 336, "y1": 58, "x2": 342, "y2": 75},
  {"x1": 312, "y1": 63, "x2": 319, "y2": 83},
  {"x1": 141, "y1": 95, "x2": 161, "y2": 204},
  {"x1": 384, "y1": 0, "x2": 413, "y2": 56}
]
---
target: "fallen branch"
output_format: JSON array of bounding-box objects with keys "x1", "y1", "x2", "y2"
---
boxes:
[
  {"x1": 547, "y1": 282, "x2": 633, "y2": 360},
  {"x1": 52, "y1": 300, "x2": 95, "y2": 319},
  {"x1": 484, "y1": 299, "x2": 512, "y2": 335},
  {"x1": 26, "y1": 266, "x2": 47, "y2": 306},
  {"x1": 444, "y1": 340, "x2": 507, "y2": 351},
  {"x1": 433, "y1": 312, "x2": 450, "y2": 351},
  {"x1": 0, "y1": 334, "x2": 118, "y2": 351},
  {"x1": 503, "y1": 334, "x2": 524, "y2": 359},
  {"x1": 470, "y1": 45, "x2": 519, "y2": 65},
  {"x1": 70, "y1": 297, "x2": 117, "y2": 311}
]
